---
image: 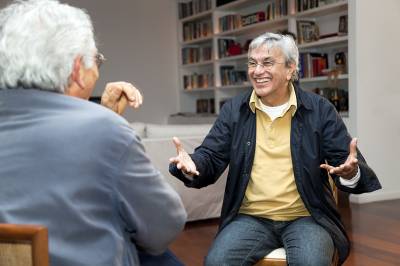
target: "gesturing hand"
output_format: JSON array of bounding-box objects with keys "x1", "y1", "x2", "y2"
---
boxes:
[
  {"x1": 169, "y1": 137, "x2": 200, "y2": 177},
  {"x1": 101, "y1": 81, "x2": 143, "y2": 115},
  {"x1": 320, "y1": 138, "x2": 359, "y2": 180}
]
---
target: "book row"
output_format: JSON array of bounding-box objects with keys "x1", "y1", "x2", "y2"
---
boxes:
[
  {"x1": 178, "y1": 0, "x2": 212, "y2": 19},
  {"x1": 220, "y1": 66, "x2": 248, "y2": 86},
  {"x1": 182, "y1": 46, "x2": 212, "y2": 64},
  {"x1": 183, "y1": 73, "x2": 214, "y2": 90},
  {"x1": 183, "y1": 20, "x2": 212, "y2": 42}
]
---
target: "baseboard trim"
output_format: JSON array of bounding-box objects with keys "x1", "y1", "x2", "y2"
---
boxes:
[{"x1": 350, "y1": 190, "x2": 400, "y2": 204}]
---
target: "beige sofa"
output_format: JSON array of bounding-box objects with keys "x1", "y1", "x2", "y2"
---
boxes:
[{"x1": 130, "y1": 122, "x2": 227, "y2": 222}]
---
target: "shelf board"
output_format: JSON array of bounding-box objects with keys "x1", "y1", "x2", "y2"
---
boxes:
[
  {"x1": 217, "y1": 84, "x2": 252, "y2": 90},
  {"x1": 182, "y1": 35, "x2": 213, "y2": 45},
  {"x1": 295, "y1": 0, "x2": 348, "y2": 18},
  {"x1": 215, "y1": 17, "x2": 289, "y2": 37},
  {"x1": 180, "y1": 10, "x2": 213, "y2": 23},
  {"x1": 180, "y1": 60, "x2": 214, "y2": 68},
  {"x1": 300, "y1": 74, "x2": 348, "y2": 83},
  {"x1": 215, "y1": 0, "x2": 265, "y2": 11},
  {"x1": 298, "y1": 35, "x2": 348, "y2": 49},
  {"x1": 183, "y1": 87, "x2": 215, "y2": 92},
  {"x1": 217, "y1": 54, "x2": 247, "y2": 62}
]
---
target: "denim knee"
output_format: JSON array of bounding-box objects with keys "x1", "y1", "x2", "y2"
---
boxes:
[{"x1": 204, "y1": 249, "x2": 227, "y2": 266}]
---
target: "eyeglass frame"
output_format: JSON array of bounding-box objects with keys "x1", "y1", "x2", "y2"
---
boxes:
[
  {"x1": 95, "y1": 53, "x2": 106, "y2": 68},
  {"x1": 247, "y1": 59, "x2": 286, "y2": 70}
]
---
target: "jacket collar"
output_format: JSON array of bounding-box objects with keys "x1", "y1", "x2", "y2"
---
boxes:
[
  {"x1": 241, "y1": 82, "x2": 313, "y2": 112},
  {"x1": 293, "y1": 82, "x2": 312, "y2": 111}
]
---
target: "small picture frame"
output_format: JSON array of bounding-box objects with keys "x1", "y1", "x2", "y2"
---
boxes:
[
  {"x1": 297, "y1": 20, "x2": 319, "y2": 44},
  {"x1": 338, "y1": 15, "x2": 348, "y2": 35}
]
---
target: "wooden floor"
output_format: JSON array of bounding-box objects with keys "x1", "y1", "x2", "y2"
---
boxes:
[{"x1": 170, "y1": 199, "x2": 400, "y2": 266}]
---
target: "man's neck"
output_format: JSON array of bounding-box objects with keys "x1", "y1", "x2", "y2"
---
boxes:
[{"x1": 260, "y1": 84, "x2": 290, "y2": 107}]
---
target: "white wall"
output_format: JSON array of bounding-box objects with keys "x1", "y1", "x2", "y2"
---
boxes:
[
  {"x1": 349, "y1": 0, "x2": 400, "y2": 203},
  {"x1": 0, "y1": 0, "x2": 180, "y2": 124},
  {"x1": 66, "y1": 0, "x2": 179, "y2": 124}
]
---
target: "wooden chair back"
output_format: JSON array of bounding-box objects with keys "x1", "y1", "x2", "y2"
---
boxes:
[{"x1": 0, "y1": 224, "x2": 49, "y2": 266}]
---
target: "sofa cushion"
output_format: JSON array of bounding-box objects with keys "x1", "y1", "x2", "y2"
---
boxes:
[{"x1": 146, "y1": 123, "x2": 212, "y2": 139}]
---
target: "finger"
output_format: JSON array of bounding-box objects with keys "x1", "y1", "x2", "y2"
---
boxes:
[
  {"x1": 172, "y1": 137, "x2": 183, "y2": 153},
  {"x1": 122, "y1": 83, "x2": 142, "y2": 109},
  {"x1": 169, "y1": 157, "x2": 180, "y2": 163},
  {"x1": 349, "y1": 138, "x2": 358, "y2": 158},
  {"x1": 320, "y1": 164, "x2": 333, "y2": 172},
  {"x1": 132, "y1": 87, "x2": 143, "y2": 108}
]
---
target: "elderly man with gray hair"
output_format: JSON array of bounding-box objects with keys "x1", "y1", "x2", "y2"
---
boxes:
[
  {"x1": 169, "y1": 32, "x2": 381, "y2": 265},
  {"x1": 0, "y1": 0, "x2": 186, "y2": 265}
]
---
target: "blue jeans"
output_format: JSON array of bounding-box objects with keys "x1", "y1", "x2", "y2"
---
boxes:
[
  {"x1": 139, "y1": 249, "x2": 184, "y2": 266},
  {"x1": 205, "y1": 214, "x2": 334, "y2": 266}
]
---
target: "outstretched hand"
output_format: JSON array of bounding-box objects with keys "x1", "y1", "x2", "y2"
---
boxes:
[
  {"x1": 169, "y1": 137, "x2": 199, "y2": 177},
  {"x1": 320, "y1": 138, "x2": 359, "y2": 180},
  {"x1": 101, "y1": 82, "x2": 143, "y2": 115}
]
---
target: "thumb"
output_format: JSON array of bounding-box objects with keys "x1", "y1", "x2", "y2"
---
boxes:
[
  {"x1": 349, "y1": 138, "x2": 358, "y2": 158},
  {"x1": 172, "y1": 137, "x2": 184, "y2": 154}
]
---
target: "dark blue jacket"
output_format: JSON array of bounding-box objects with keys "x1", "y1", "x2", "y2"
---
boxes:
[{"x1": 170, "y1": 85, "x2": 381, "y2": 264}]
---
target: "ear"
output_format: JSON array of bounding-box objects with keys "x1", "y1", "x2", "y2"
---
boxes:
[
  {"x1": 286, "y1": 63, "x2": 296, "y2": 81},
  {"x1": 70, "y1": 56, "x2": 85, "y2": 89}
]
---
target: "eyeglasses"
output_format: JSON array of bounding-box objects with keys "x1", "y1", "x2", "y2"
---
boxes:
[
  {"x1": 95, "y1": 53, "x2": 106, "y2": 68},
  {"x1": 247, "y1": 60, "x2": 285, "y2": 70}
]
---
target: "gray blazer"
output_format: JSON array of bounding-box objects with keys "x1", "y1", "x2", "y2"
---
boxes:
[{"x1": 0, "y1": 88, "x2": 187, "y2": 266}]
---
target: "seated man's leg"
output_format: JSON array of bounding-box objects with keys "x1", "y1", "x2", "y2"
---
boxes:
[
  {"x1": 205, "y1": 214, "x2": 281, "y2": 266},
  {"x1": 282, "y1": 216, "x2": 334, "y2": 266},
  {"x1": 138, "y1": 249, "x2": 184, "y2": 266}
]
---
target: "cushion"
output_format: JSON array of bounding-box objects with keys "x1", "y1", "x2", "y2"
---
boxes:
[
  {"x1": 146, "y1": 123, "x2": 212, "y2": 139},
  {"x1": 265, "y1": 248, "x2": 286, "y2": 259},
  {"x1": 129, "y1": 122, "x2": 146, "y2": 138}
]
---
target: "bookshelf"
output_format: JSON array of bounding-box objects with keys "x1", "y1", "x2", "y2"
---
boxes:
[{"x1": 176, "y1": 0, "x2": 349, "y2": 119}]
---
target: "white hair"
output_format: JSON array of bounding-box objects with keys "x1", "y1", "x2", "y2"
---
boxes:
[
  {"x1": 0, "y1": 0, "x2": 97, "y2": 93},
  {"x1": 248, "y1": 32, "x2": 299, "y2": 81}
]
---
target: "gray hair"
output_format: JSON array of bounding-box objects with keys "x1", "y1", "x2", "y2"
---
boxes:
[
  {"x1": 248, "y1": 32, "x2": 299, "y2": 82},
  {"x1": 0, "y1": 0, "x2": 97, "y2": 93}
]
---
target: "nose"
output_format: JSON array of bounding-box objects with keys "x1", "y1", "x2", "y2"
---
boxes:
[{"x1": 253, "y1": 64, "x2": 265, "y2": 75}]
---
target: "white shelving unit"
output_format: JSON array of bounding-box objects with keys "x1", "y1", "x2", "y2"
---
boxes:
[{"x1": 176, "y1": 0, "x2": 350, "y2": 122}]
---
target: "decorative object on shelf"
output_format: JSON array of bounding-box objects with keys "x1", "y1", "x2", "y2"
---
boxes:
[
  {"x1": 241, "y1": 12, "x2": 265, "y2": 27},
  {"x1": 334, "y1": 51, "x2": 347, "y2": 73},
  {"x1": 297, "y1": 20, "x2": 320, "y2": 44},
  {"x1": 338, "y1": 15, "x2": 348, "y2": 36}
]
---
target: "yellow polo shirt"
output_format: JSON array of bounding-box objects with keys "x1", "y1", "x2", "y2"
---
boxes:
[{"x1": 239, "y1": 84, "x2": 310, "y2": 221}]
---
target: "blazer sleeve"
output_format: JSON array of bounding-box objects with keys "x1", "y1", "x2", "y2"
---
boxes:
[
  {"x1": 169, "y1": 100, "x2": 233, "y2": 188},
  {"x1": 113, "y1": 135, "x2": 187, "y2": 255},
  {"x1": 320, "y1": 99, "x2": 381, "y2": 194}
]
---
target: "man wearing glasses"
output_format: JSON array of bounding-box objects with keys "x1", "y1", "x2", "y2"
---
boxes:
[
  {"x1": 0, "y1": 1, "x2": 186, "y2": 265},
  {"x1": 169, "y1": 32, "x2": 381, "y2": 265}
]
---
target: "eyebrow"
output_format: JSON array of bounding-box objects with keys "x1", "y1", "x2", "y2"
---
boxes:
[{"x1": 248, "y1": 56, "x2": 274, "y2": 61}]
